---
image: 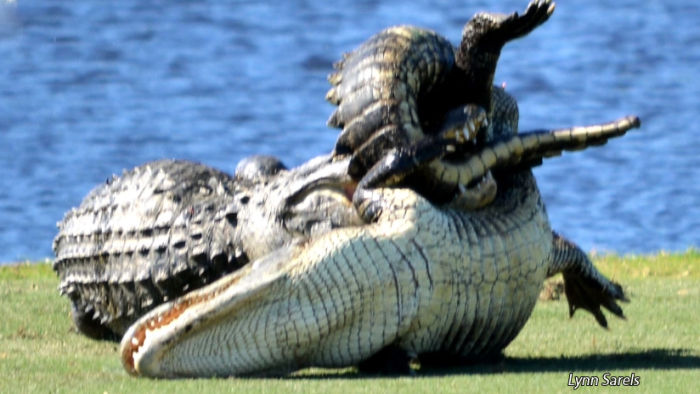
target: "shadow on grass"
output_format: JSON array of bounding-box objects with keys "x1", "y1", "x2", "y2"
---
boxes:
[
  {"x1": 429, "y1": 348, "x2": 699, "y2": 376},
  {"x1": 289, "y1": 348, "x2": 699, "y2": 379}
]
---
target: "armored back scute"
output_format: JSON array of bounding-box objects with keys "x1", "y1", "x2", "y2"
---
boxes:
[
  {"x1": 53, "y1": 155, "x2": 363, "y2": 340},
  {"x1": 53, "y1": 160, "x2": 247, "y2": 339}
]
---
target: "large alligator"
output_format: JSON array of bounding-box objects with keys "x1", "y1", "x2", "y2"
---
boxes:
[
  {"x1": 53, "y1": 0, "x2": 641, "y2": 377},
  {"x1": 53, "y1": 0, "x2": 556, "y2": 341},
  {"x1": 116, "y1": 1, "x2": 639, "y2": 377},
  {"x1": 118, "y1": 111, "x2": 638, "y2": 377},
  {"x1": 52, "y1": 110, "x2": 636, "y2": 342}
]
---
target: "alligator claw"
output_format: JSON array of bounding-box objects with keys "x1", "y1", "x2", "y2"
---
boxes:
[
  {"x1": 549, "y1": 232, "x2": 628, "y2": 328},
  {"x1": 563, "y1": 271, "x2": 627, "y2": 328}
]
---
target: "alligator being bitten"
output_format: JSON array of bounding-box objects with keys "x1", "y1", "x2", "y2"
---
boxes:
[
  {"x1": 118, "y1": 112, "x2": 638, "y2": 377},
  {"x1": 53, "y1": 0, "x2": 556, "y2": 341},
  {"x1": 52, "y1": 111, "x2": 636, "y2": 342},
  {"x1": 52, "y1": 155, "x2": 361, "y2": 339},
  {"x1": 52, "y1": 0, "x2": 642, "y2": 377}
]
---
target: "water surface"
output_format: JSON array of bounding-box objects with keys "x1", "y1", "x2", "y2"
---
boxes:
[{"x1": 1, "y1": 0, "x2": 698, "y2": 263}]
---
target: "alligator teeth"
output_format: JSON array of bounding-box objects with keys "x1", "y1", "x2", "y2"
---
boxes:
[
  {"x1": 466, "y1": 121, "x2": 475, "y2": 139},
  {"x1": 325, "y1": 87, "x2": 340, "y2": 105},
  {"x1": 456, "y1": 127, "x2": 467, "y2": 143},
  {"x1": 479, "y1": 171, "x2": 494, "y2": 188},
  {"x1": 327, "y1": 71, "x2": 342, "y2": 85}
]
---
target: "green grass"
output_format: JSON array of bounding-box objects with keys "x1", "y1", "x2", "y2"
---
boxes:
[{"x1": 1, "y1": 251, "x2": 698, "y2": 393}]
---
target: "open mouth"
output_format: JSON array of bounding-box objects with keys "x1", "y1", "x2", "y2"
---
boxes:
[{"x1": 425, "y1": 104, "x2": 498, "y2": 206}]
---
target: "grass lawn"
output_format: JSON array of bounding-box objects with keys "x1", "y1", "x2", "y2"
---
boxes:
[{"x1": 1, "y1": 251, "x2": 698, "y2": 393}]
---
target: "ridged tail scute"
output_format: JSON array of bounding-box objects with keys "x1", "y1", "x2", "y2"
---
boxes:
[
  {"x1": 547, "y1": 232, "x2": 628, "y2": 328},
  {"x1": 327, "y1": 26, "x2": 456, "y2": 170},
  {"x1": 328, "y1": 1, "x2": 556, "y2": 185},
  {"x1": 52, "y1": 160, "x2": 246, "y2": 339}
]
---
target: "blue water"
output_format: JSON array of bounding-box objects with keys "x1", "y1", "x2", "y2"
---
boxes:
[{"x1": 1, "y1": 0, "x2": 698, "y2": 263}]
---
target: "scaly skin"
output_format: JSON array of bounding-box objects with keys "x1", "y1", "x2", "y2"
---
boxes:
[
  {"x1": 118, "y1": 113, "x2": 639, "y2": 377},
  {"x1": 121, "y1": 170, "x2": 553, "y2": 378},
  {"x1": 53, "y1": 160, "x2": 246, "y2": 339},
  {"x1": 53, "y1": 156, "x2": 362, "y2": 339},
  {"x1": 327, "y1": 25, "x2": 455, "y2": 160},
  {"x1": 359, "y1": 115, "x2": 641, "y2": 193},
  {"x1": 52, "y1": 112, "x2": 639, "y2": 342},
  {"x1": 327, "y1": 1, "x2": 555, "y2": 194}
]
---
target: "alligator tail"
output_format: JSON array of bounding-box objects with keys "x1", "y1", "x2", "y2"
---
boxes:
[{"x1": 443, "y1": 116, "x2": 641, "y2": 187}]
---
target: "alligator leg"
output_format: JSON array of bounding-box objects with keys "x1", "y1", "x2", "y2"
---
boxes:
[
  {"x1": 456, "y1": 0, "x2": 556, "y2": 112},
  {"x1": 357, "y1": 345, "x2": 415, "y2": 375},
  {"x1": 547, "y1": 232, "x2": 627, "y2": 328},
  {"x1": 70, "y1": 304, "x2": 120, "y2": 341}
]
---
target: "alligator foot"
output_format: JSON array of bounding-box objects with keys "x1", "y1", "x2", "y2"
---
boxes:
[
  {"x1": 462, "y1": 0, "x2": 555, "y2": 54},
  {"x1": 358, "y1": 345, "x2": 415, "y2": 375},
  {"x1": 491, "y1": 0, "x2": 555, "y2": 42},
  {"x1": 418, "y1": 351, "x2": 505, "y2": 371},
  {"x1": 548, "y1": 232, "x2": 628, "y2": 328},
  {"x1": 70, "y1": 304, "x2": 120, "y2": 341}
]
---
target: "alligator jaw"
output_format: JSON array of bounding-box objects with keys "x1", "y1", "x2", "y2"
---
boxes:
[
  {"x1": 452, "y1": 171, "x2": 497, "y2": 209},
  {"x1": 122, "y1": 246, "x2": 300, "y2": 377}
]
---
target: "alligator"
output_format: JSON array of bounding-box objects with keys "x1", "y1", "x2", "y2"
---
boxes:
[
  {"x1": 53, "y1": 110, "x2": 637, "y2": 342},
  {"x1": 53, "y1": 0, "x2": 555, "y2": 341},
  {"x1": 116, "y1": 0, "x2": 640, "y2": 377},
  {"x1": 119, "y1": 112, "x2": 639, "y2": 377},
  {"x1": 53, "y1": 0, "x2": 641, "y2": 377}
]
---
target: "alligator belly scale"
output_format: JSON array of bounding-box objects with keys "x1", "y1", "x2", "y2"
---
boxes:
[{"x1": 121, "y1": 170, "x2": 552, "y2": 377}]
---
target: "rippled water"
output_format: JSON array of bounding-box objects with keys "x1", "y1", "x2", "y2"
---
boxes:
[{"x1": 1, "y1": 0, "x2": 698, "y2": 263}]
